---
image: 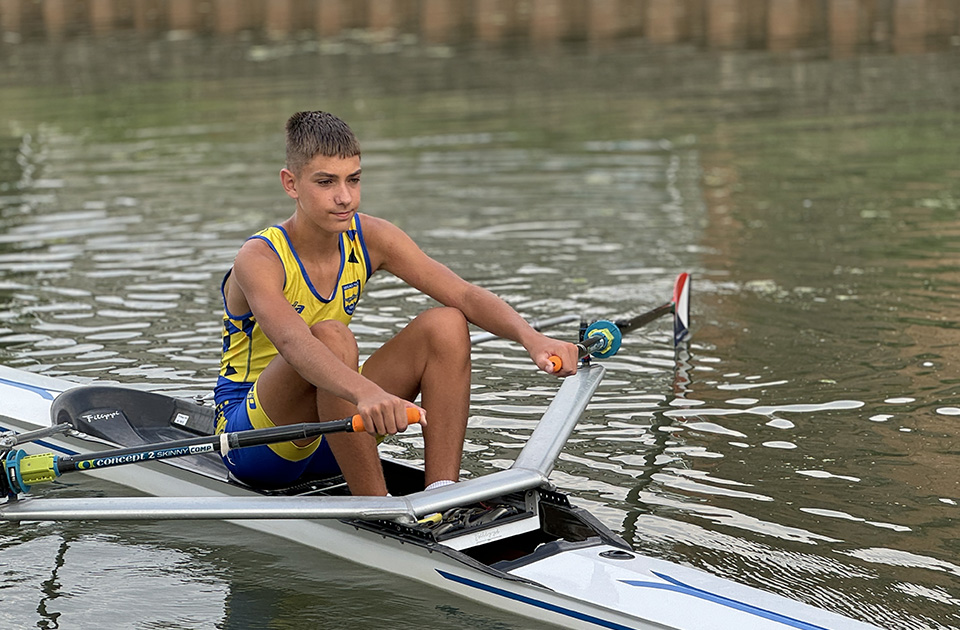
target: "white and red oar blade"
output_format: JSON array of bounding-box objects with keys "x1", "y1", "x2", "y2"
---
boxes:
[{"x1": 672, "y1": 272, "x2": 691, "y2": 345}]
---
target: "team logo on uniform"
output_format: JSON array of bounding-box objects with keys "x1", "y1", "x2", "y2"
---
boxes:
[{"x1": 342, "y1": 280, "x2": 360, "y2": 315}]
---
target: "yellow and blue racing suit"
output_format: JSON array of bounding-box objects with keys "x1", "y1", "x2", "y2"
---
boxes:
[{"x1": 214, "y1": 215, "x2": 371, "y2": 487}]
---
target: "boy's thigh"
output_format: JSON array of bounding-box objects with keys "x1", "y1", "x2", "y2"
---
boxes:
[
  {"x1": 361, "y1": 307, "x2": 469, "y2": 398},
  {"x1": 254, "y1": 353, "x2": 321, "y2": 423},
  {"x1": 360, "y1": 326, "x2": 433, "y2": 401}
]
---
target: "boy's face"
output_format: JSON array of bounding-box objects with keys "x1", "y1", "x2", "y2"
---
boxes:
[{"x1": 281, "y1": 153, "x2": 361, "y2": 233}]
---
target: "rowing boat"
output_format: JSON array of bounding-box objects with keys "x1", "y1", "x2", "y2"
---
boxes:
[{"x1": 0, "y1": 275, "x2": 882, "y2": 629}]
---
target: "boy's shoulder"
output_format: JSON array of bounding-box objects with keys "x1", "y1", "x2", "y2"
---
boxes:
[
  {"x1": 357, "y1": 213, "x2": 401, "y2": 242},
  {"x1": 356, "y1": 213, "x2": 424, "y2": 271}
]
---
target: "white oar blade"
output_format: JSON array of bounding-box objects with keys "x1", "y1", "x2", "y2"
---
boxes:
[{"x1": 673, "y1": 272, "x2": 691, "y2": 344}]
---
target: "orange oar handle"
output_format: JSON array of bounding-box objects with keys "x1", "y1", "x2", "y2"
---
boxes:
[
  {"x1": 548, "y1": 355, "x2": 562, "y2": 372},
  {"x1": 350, "y1": 407, "x2": 422, "y2": 432}
]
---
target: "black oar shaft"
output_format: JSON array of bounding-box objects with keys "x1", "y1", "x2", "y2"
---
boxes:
[
  {"x1": 56, "y1": 418, "x2": 356, "y2": 475},
  {"x1": 573, "y1": 301, "x2": 672, "y2": 359},
  {"x1": 549, "y1": 300, "x2": 676, "y2": 371},
  {"x1": 5, "y1": 408, "x2": 420, "y2": 495},
  {"x1": 229, "y1": 418, "x2": 354, "y2": 450},
  {"x1": 614, "y1": 302, "x2": 673, "y2": 335}
]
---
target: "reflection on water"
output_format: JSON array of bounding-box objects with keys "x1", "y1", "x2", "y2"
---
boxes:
[
  {"x1": 1, "y1": 26, "x2": 959, "y2": 630},
  {"x1": 0, "y1": 524, "x2": 228, "y2": 629},
  {"x1": 0, "y1": 481, "x2": 528, "y2": 630}
]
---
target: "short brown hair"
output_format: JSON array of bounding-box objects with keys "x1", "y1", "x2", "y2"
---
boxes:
[{"x1": 285, "y1": 111, "x2": 361, "y2": 175}]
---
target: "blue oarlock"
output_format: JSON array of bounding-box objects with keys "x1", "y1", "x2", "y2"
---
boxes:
[{"x1": 584, "y1": 320, "x2": 622, "y2": 358}]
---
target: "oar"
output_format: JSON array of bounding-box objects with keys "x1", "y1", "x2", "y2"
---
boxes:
[
  {"x1": 2, "y1": 408, "x2": 420, "y2": 496},
  {"x1": 549, "y1": 272, "x2": 691, "y2": 371}
]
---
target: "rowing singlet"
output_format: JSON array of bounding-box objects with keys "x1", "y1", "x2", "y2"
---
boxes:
[{"x1": 215, "y1": 215, "x2": 372, "y2": 425}]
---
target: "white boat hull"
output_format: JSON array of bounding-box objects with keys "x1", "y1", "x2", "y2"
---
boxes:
[{"x1": 0, "y1": 366, "x2": 882, "y2": 630}]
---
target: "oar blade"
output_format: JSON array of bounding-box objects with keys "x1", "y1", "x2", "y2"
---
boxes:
[{"x1": 672, "y1": 272, "x2": 691, "y2": 345}]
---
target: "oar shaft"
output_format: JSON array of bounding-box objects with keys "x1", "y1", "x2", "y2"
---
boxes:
[
  {"x1": 58, "y1": 418, "x2": 343, "y2": 475},
  {"x1": 547, "y1": 272, "x2": 691, "y2": 371},
  {"x1": 66, "y1": 408, "x2": 419, "y2": 472},
  {"x1": 573, "y1": 335, "x2": 608, "y2": 361},
  {"x1": 613, "y1": 302, "x2": 673, "y2": 334},
  {"x1": 4, "y1": 408, "x2": 420, "y2": 494},
  {"x1": 548, "y1": 331, "x2": 617, "y2": 372},
  {"x1": 548, "y1": 302, "x2": 674, "y2": 371}
]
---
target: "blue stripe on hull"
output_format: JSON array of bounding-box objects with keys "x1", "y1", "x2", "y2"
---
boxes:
[
  {"x1": 439, "y1": 567, "x2": 837, "y2": 630},
  {"x1": 0, "y1": 425, "x2": 78, "y2": 457},
  {"x1": 437, "y1": 569, "x2": 634, "y2": 630},
  {"x1": 0, "y1": 377, "x2": 77, "y2": 456},
  {"x1": 621, "y1": 571, "x2": 831, "y2": 630},
  {"x1": 0, "y1": 376, "x2": 59, "y2": 400}
]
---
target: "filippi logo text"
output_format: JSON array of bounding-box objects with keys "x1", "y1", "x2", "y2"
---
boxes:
[{"x1": 80, "y1": 410, "x2": 123, "y2": 423}]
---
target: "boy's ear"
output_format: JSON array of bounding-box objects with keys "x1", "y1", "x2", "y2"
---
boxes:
[{"x1": 280, "y1": 168, "x2": 299, "y2": 199}]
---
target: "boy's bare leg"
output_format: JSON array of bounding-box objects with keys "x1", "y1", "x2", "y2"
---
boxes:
[
  {"x1": 322, "y1": 432, "x2": 388, "y2": 495},
  {"x1": 251, "y1": 309, "x2": 470, "y2": 494},
  {"x1": 361, "y1": 307, "x2": 471, "y2": 487},
  {"x1": 255, "y1": 319, "x2": 389, "y2": 496}
]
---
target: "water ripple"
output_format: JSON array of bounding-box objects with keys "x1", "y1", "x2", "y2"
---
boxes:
[
  {"x1": 664, "y1": 399, "x2": 866, "y2": 419},
  {"x1": 841, "y1": 548, "x2": 960, "y2": 578}
]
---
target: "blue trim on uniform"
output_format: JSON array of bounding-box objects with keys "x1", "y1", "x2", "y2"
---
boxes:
[
  {"x1": 214, "y1": 376, "x2": 253, "y2": 407},
  {"x1": 276, "y1": 224, "x2": 344, "y2": 304},
  {"x1": 222, "y1": 225, "x2": 290, "y2": 323},
  {"x1": 250, "y1": 231, "x2": 288, "y2": 291},
  {"x1": 220, "y1": 269, "x2": 253, "y2": 322},
  {"x1": 436, "y1": 570, "x2": 635, "y2": 630},
  {"x1": 219, "y1": 268, "x2": 259, "y2": 381},
  {"x1": 354, "y1": 213, "x2": 373, "y2": 279}
]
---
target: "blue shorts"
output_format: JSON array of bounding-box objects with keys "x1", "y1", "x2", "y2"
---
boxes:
[{"x1": 215, "y1": 380, "x2": 342, "y2": 488}]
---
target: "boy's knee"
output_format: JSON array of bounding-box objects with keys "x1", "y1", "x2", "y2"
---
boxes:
[
  {"x1": 421, "y1": 307, "x2": 469, "y2": 350},
  {"x1": 420, "y1": 306, "x2": 466, "y2": 327}
]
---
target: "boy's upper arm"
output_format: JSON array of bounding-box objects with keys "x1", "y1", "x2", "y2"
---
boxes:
[
  {"x1": 365, "y1": 215, "x2": 468, "y2": 304},
  {"x1": 231, "y1": 239, "x2": 309, "y2": 346}
]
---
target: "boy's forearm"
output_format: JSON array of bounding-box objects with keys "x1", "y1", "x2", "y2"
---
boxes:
[
  {"x1": 460, "y1": 285, "x2": 543, "y2": 349},
  {"x1": 270, "y1": 327, "x2": 378, "y2": 405}
]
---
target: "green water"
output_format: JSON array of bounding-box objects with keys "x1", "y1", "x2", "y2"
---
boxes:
[{"x1": 1, "y1": 33, "x2": 958, "y2": 629}]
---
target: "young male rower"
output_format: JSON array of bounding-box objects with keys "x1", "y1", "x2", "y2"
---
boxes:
[{"x1": 215, "y1": 111, "x2": 578, "y2": 495}]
